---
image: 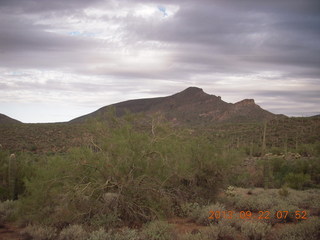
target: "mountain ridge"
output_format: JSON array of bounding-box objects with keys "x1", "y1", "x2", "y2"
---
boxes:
[
  {"x1": 0, "y1": 113, "x2": 22, "y2": 124},
  {"x1": 70, "y1": 87, "x2": 285, "y2": 124}
]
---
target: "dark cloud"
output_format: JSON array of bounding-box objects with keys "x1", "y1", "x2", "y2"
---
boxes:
[
  {"x1": 125, "y1": 1, "x2": 320, "y2": 75},
  {"x1": 0, "y1": 0, "x2": 104, "y2": 13},
  {"x1": 0, "y1": 17, "x2": 90, "y2": 53},
  {"x1": 256, "y1": 90, "x2": 320, "y2": 103},
  {"x1": 0, "y1": 0, "x2": 319, "y2": 122}
]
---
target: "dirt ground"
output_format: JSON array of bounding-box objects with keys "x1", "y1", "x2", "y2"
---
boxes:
[
  {"x1": 0, "y1": 224, "x2": 25, "y2": 240},
  {"x1": 168, "y1": 217, "x2": 208, "y2": 234},
  {"x1": 0, "y1": 219, "x2": 206, "y2": 240}
]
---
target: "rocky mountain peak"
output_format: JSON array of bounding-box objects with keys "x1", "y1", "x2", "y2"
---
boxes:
[{"x1": 235, "y1": 99, "x2": 255, "y2": 106}]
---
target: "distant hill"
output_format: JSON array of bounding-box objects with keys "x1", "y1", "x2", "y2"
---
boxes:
[
  {"x1": 71, "y1": 87, "x2": 285, "y2": 124},
  {"x1": 0, "y1": 113, "x2": 21, "y2": 124}
]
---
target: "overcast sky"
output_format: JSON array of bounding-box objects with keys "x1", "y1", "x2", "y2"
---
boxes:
[{"x1": 0, "y1": 0, "x2": 319, "y2": 123}]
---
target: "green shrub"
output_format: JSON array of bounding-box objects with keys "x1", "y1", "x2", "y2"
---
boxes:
[
  {"x1": 179, "y1": 202, "x2": 201, "y2": 218},
  {"x1": 271, "y1": 218, "x2": 320, "y2": 240},
  {"x1": 14, "y1": 115, "x2": 242, "y2": 227},
  {"x1": 234, "y1": 194, "x2": 274, "y2": 212},
  {"x1": 198, "y1": 225, "x2": 219, "y2": 240},
  {"x1": 20, "y1": 224, "x2": 58, "y2": 240},
  {"x1": 87, "y1": 227, "x2": 140, "y2": 240},
  {"x1": 17, "y1": 116, "x2": 231, "y2": 227},
  {"x1": 87, "y1": 228, "x2": 110, "y2": 240},
  {"x1": 293, "y1": 189, "x2": 320, "y2": 213},
  {"x1": 59, "y1": 224, "x2": 87, "y2": 240},
  {"x1": 225, "y1": 185, "x2": 236, "y2": 197},
  {"x1": 285, "y1": 173, "x2": 311, "y2": 190},
  {"x1": 240, "y1": 221, "x2": 271, "y2": 240},
  {"x1": 231, "y1": 188, "x2": 303, "y2": 213},
  {"x1": 216, "y1": 222, "x2": 238, "y2": 239},
  {"x1": 269, "y1": 203, "x2": 302, "y2": 224},
  {"x1": 195, "y1": 220, "x2": 238, "y2": 240},
  {"x1": 113, "y1": 227, "x2": 140, "y2": 240},
  {"x1": 278, "y1": 185, "x2": 290, "y2": 198},
  {"x1": 218, "y1": 217, "x2": 243, "y2": 231},
  {"x1": 90, "y1": 212, "x2": 121, "y2": 229},
  {"x1": 195, "y1": 203, "x2": 226, "y2": 226},
  {"x1": 0, "y1": 200, "x2": 15, "y2": 223},
  {"x1": 142, "y1": 220, "x2": 175, "y2": 240},
  {"x1": 0, "y1": 150, "x2": 34, "y2": 201},
  {"x1": 179, "y1": 232, "x2": 204, "y2": 240}
]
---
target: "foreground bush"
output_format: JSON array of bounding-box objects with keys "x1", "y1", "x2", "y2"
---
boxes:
[
  {"x1": 17, "y1": 115, "x2": 233, "y2": 227},
  {"x1": 285, "y1": 173, "x2": 311, "y2": 190},
  {"x1": 241, "y1": 221, "x2": 271, "y2": 240},
  {"x1": 194, "y1": 203, "x2": 226, "y2": 226},
  {"x1": 20, "y1": 224, "x2": 57, "y2": 240},
  {"x1": 271, "y1": 218, "x2": 320, "y2": 240},
  {"x1": 142, "y1": 220, "x2": 175, "y2": 240},
  {"x1": 0, "y1": 200, "x2": 15, "y2": 223},
  {"x1": 87, "y1": 228, "x2": 110, "y2": 240},
  {"x1": 59, "y1": 224, "x2": 88, "y2": 240},
  {"x1": 233, "y1": 191, "x2": 277, "y2": 212},
  {"x1": 179, "y1": 202, "x2": 201, "y2": 218},
  {"x1": 269, "y1": 203, "x2": 302, "y2": 225}
]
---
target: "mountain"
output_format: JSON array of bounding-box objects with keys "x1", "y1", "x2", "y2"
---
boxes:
[
  {"x1": 70, "y1": 87, "x2": 285, "y2": 124},
  {"x1": 0, "y1": 113, "x2": 22, "y2": 124}
]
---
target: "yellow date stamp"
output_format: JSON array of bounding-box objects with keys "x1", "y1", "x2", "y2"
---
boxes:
[{"x1": 208, "y1": 210, "x2": 308, "y2": 220}]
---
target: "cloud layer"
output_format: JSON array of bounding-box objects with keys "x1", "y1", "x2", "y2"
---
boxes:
[{"x1": 0, "y1": 0, "x2": 319, "y2": 122}]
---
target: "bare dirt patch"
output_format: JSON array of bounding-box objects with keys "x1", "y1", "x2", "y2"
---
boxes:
[
  {"x1": 168, "y1": 217, "x2": 209, "y2": 235},
  {"x1": 0, "y1": 224, "x2": 25, "y2": 240}
]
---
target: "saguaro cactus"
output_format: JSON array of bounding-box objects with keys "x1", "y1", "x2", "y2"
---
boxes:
[
  {"x1": 284, "y1": 133, "x2": 288, "y2": 156},
  {"x1": 262, "y1": 121, "x2": 267, "y2": 155},
  {"x1": 8, "y1": 153, "x2": 17, "y2": 200},
  {"x1": 261, "y1": 121, "x2": 271, "y2": 189}
]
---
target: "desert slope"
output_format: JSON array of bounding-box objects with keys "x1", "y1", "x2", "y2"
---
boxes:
[{"x1": 70, "y1": 87, "x2": 284, "y2": 124}]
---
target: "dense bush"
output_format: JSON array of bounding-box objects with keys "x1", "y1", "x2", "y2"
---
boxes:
[
  {"x1": 241, "y1": 221, "x2": 271, "y2": 240},
  {"x1": 216, "y1": 222, "x2": 239, "y2": 240},
  {"x1": 179, "y1": 202, "x2": 201, "y2": 218},
  {"x1": 179, "y1": 232, "x2": 203, "y2": 240},
  {"x1": 59, "y1": 224, "x2": 87, "y2": 240},
  {"x1": 285, "y1": 173, "x2": 311, "y2": 190},
  {"x1": 271, "y1": 218, "x2": 320, "y2": 240},
  {"x1": 87, "y1": 228, "x2": 110, "y2": 240},
  {"x1": 142, "y1": 220, "x2": 175, "y2": 240},
  {"x1": 16, "y1": 115, "x2": 236, "y2": 227},
  {"x1": 0, "y1": 150, "x2": 34, "y2": 201},
  {"x1": 20, "y1": 224, "x2": 58, "y2": 240},
  {"x1": 233, "y1": 192, "x2": 277, "y2": 212},
  {"x1": 194, "y1": 203, "x2": 226, "y2": 225},
  {"x1": 0, "y1": 200, "x2": 16, "y2": 223},
  {"x1": 197, "y1": 220, "x2": 239, "y2": 240},
  {"x1": 1, "y1": 113, "x2": 319, "y2": 237}
]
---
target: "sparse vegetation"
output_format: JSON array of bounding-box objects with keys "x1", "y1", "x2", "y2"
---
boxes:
[
  {"x1": 194, "y1": 203, "x2": 226, "y2": 225},
  {"x1": 0, "y1": 112, "x2": 319, "y2": 239},
  {"x1": 0, "y1": 200, "x2": 15, "y2": 223},
  {"x1": 87, "y1": 228, "x2": 110, "y2": 240},
  {"x1": 20, "y1": 224, "x2": 58, "y2": 240},
  {"x1": 58, "y1": 224, "x2": 88, "y2": 240},
  {"x1": 241, "y1": 221, "x2": 271, "y2": 240},
  {"x1": 142, "y1": 220, "x2": 175, "y2": 240},
  {"x1": 271, "y1": 218, "x2": 320, "y2": 240}
]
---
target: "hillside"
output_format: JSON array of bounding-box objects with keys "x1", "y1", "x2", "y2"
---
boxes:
[
  {"x1": 71, "y1": 87, "x2": 284, "y2": 124},
  {"x1": 0, "y1": 113, "x2": 21, "y2": 124},
  {"x1": 2, "y1": 87, "x2": 319, "y2": 153}
]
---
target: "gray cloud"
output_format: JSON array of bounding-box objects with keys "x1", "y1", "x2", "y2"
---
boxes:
[
  {"x1": 0, "y1": 0, "x2": 319, "y2": 122},
  {"x1": 0, "y1": 0, "x2": 104, "y2": 13},
  {"x1": 256, "y1": 90, "x2": 320, "y2": 103},
  {"x1": 126, "y1": 1, "x2": 320, "y2": 73}
]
